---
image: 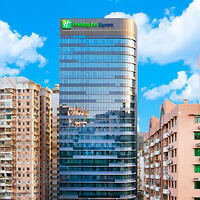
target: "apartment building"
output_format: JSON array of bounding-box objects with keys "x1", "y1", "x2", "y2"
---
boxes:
[
  {"x1": 144, "y1": 99, "x2": 200, "y2": 200},
  {"x1": 0, "y1": 76, "x2": 52, "y2": 200},
  {"x1": 137, "y1": 132, "x2": 146, "y2": 199},
  {"x1": 50, "y1": 84, "x2": 60, "y2": 200},
  {"x1": 40, "y1": 87, "x2": 52, "y2": 199}
]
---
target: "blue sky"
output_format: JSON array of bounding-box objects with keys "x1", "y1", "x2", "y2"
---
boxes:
[{"x1": 0, "y1": 0, "x2": 199, "y2": 132}]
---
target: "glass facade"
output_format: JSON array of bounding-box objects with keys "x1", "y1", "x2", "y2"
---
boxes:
[{"x1": 59, "y1": 18, "x2": 137, "y2": 199}]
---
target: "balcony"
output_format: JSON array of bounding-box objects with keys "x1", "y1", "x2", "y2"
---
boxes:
[
  {"x1": 155, "y1": 186, "x2": 160, "y2": 192},
  {"x1": 163, "y1": 132, "x2": 169, "y2": 139},
  {"x1": 145, "y1": 193, "x2": 149, "y2": 198},
  {"x1": 144, "y1": 148, "x2": 150, "y2": 153},
  {"x1": 145, "y1": 174, "x2": 149, "y2": 178},
  {"x1": 163, "y1": 147, "x2": 169, "y2": 153},
  {"x1": 163, "y1": 175, "x2": 169, "y2": 180},
  {"x1": 145, "y1": 184, "x2": 149, "y2": 188},
  {"x1": 150, "y1": 164, "x2": 154, "y2": 168},
  {"x1": 154, "y1": 138, "x2": 161, "y2": 144},
  {"x1": 150, "y1": 174, "x2": 154, "y2": 179},
  {"x1": 150, "y1": 153, "x2": 154, "y2": 158},
  {"x1": 145, "y1": 164, "x2": 150, "y2": 169},
  {"x1": 163, "y1": 188, "x2": 170, "y2": 195},
  {"x1": 169, "y1": 144, "x2": 173, "y2": 149},
  {"x1": 150, "y1": 185, "x2": 154, "y2": 190},
  {"x1": 0, "y1": 137, "x2": 12, "y2": 141},
  {"x1": 145, "y1": 155, "x2": 150, "y2": 159},
  {"x1": 155, "y1": 162, "x2": 160, "y2": 167},
  {"x1": 155, "y1": 175, "x2": 160, "y2": 179},
  {"x1": 150, "y1": 142, "x2": 155, "y2": 147},
  {"x1": 154, "y1": 150, "x2": 161, "y2": 156},
  {"x1": 145, "y1": 146, "x2": 149, "y2": 151},
  {"x1": 163, "y1": 160, "x2": 171, "y2": 166}
]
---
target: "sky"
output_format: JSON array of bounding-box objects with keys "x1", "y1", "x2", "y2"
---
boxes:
[{"x1": 0, "y1": 0, "x2": 200, "y2": 132}]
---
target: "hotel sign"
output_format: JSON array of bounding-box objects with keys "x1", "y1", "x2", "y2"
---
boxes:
[{"x1": 62, "y1": 19, "x2": 114, "y2": 29}]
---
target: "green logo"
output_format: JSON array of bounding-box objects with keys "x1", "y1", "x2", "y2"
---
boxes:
[
  {"x1": 62, "y1": 20, "x2": 72, "y2": 29},
  {"x1": 62, "y1": 19, "x2": 114, "y2": 30}
]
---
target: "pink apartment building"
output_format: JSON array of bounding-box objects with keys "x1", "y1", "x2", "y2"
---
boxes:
[{"x1": 144, "y1": 99, "x2": 200, "y2": 200}]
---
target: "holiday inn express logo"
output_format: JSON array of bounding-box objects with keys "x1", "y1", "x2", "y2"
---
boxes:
[
  {"x1": 62, "y1": 19, "x2": 114, "y2": 29},
  {"x1": 62, "y1": 20, "x2": 72, "y2": 29}
]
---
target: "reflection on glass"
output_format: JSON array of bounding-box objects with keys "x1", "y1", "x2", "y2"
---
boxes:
[{"x1": 59, "y1": 33, "x2": 137, "y2": 199}]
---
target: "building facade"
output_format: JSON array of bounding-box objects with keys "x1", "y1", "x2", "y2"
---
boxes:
[
  {"x1": 0, "y1": 77, "x2": 51, "y2": 200},
  {"x1": 144, "y1": 99, "x2": 200, "y2": 200},
  {"x1": 137, "y1": 132, "x2": 146, "y2": 199},
  {"x1": 50, "y1": 84, "x2": 60, "y2": 200},
  {"x1": 59, "y1": 18, "x2": 137, "y2": 199},
  {"x1": 40, "y1": 87, "x2": 52, "y2": 200}
]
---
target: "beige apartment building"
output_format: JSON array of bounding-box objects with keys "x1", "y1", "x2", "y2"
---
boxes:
[
  {"x1": 144, "y1": 99, "x2": 200, "y2": 200},
  {"x1": 0, "y1": 77, "x2": 52, "y2": 200},
  {"x1": 40, "y1": 87, "x2": 52, "y2": 200},
  {"x1": 50, "y1": 84, "x2": 59, "y2": 200}
]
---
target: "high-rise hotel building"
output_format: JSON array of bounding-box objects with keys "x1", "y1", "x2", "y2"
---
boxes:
[{"x1": 59, "y1": 18, "x2": 137, "y2": 199}]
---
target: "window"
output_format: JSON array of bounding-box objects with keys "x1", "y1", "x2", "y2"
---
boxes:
[
  {"x1": 195, "y1": 132, "x2": 200, "y2": 140},
  {"x1": 195, "y1": 116, "x2": 200, "y2": 123},
  {"x1": 175, "y1": 181, "x2": 177, "y2": 188},
  {"x1": 175, "y1": 149, "x2": 177, "y2": 157},
  {"x1": 195, "y1": 181, "x2": 200, "y2": 189},
  {"x1": 195, "y1": 149, "x2": 200, "y2": 156},
  {"x1": 172, "y1": 165, "x2": 174, "y2": 173},
  {"x1": 175, "y1": 133, "x2": 177, "y2": 141},
  {"x1": 194, "y1": 198, "x2": 200, "y2": 200},
  {"x1": 195, "y1": 165, "x2": 200, "y2": 173}
]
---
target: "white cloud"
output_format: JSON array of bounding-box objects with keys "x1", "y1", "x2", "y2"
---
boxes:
[
  {"x1": 44, "y1": 79, "x2": 49, "y2": 84},
  {"x1": 140, "y1": 86, "x2": 147, "y2": 92},
  {"x1": 164, "y1": 6, "x2": 176, "y2": 16},
  {"x1": 170, "y1": 73, "x2": 200, "y2": 102},
  {"x1": 143, "y1": 71, "x2": 188, "y2": 100},
  {"x1": 0, "y1": 20, "x2": 46, "y2": 76},
  {"x1": 105, "y1": 0, "x2": 200, "y2": 68}
]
